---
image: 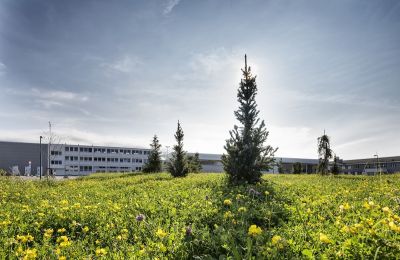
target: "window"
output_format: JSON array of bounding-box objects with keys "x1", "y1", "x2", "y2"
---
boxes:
[
  {"x1": 51, "y1": 151, "x2": 62, "y2": 156},
  {"x1": 65, "y1": 147, "x2": 69, "y2": 152},
  {"x1": 51, "y1": 160, "x2": 62, "y2": 165}
]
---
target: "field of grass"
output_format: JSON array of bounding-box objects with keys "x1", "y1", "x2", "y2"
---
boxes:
[{"x1": 1, "y1": 173, "x2": 399, "y2": 259}]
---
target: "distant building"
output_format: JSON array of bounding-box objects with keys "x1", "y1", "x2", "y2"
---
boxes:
[
  {"x1": 342, "y1": 156, "x2": 400, "y2": 175},
  {"x1": 0, "y1": 141, "x2": 150, "y2": 176}
]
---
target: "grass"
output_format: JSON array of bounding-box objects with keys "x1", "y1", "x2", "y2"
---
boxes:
[{"x1": 0, "y1": 173, "x2": 399, "y2": 259}]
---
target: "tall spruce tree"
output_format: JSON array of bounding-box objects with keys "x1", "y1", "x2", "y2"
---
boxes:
[
  {"x1": 222, "y1": 55, "x2": 277, "y2": 184},
  {"x1": 142, "y1": 135, "x2": 162, "y2": 173},
  {"x1": 317, "y1": 130, "x2": 333, "y2": 175},
  {"x1": 168, "y1": 121, "x2": 189, "y2": 177},
  {"x1": 331, "y1": 154, "x2": 340, "y2": 175}
]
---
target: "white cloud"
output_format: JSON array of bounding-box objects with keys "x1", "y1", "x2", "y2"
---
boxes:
[
  {"x1": 163, "y1": 0, "x2": 181, "y2": 15},
  {"x1": 101, "y1": 56, "x2": 142, "y2": 74}
]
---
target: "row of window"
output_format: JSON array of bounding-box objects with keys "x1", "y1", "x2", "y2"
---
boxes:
[
  {"x1": 51, "y1": 160, "x2": 62, "y2": 165},
  {"x1": 64, "y1": 156, "x2": 145, "y2": 163},
  {"x1": 51, "y1": 151, "x2": 62, "y2": 156},
  {"x1": 64, "y1": 147, "x2": 150, "y2": 155},
  {"x1": 345, "y1": 162, "x2": 400, "y2": 169}
]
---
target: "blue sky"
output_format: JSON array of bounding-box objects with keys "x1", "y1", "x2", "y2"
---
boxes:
[{"x1": 0, "y1": 0, "x2": 399, "y2": 159}]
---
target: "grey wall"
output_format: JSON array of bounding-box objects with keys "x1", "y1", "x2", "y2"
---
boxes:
[{"x1": 0, "y1": 141, "x2": 48, "y2": 175}]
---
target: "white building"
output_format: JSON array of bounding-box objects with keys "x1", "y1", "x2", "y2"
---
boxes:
[{"x1": 49, "y1": 144, "x2": 150, "y2": 176}]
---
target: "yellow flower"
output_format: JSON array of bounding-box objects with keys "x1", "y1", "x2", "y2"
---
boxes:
[
  {"x1": 95, "y1": 248, "x2": 107, "y2": 256},
  {"x1": 223, "y1": 199, "x2": 232, "y2": 206},
  {"x1": 158, "y1": 243, "x2": 167, "y2": 252},
  {"x1": 248, "y1": 224, "x2": 262, "y2": 237},
  {"x1": 271, "y1": 235, "x2": 285, "y2": 249},
  {"x1": 24, "y1": 248, "x2": 37, "y2": 259},
  {"x1": 83, "y1": 226, "x2": 89, "y2": 233},
  {"x1": 44, "y1": 229, "x2": 53, "y2": 238},
  {"x1": 265, "y1": 191, "x2": 270, "y2": 196},
  {"x1": 319, "y1": 233, "x2": 331, "y2": 244},
  {"x1": 156, "y1": 228, "x2": 167, "y2": 238},
  {"x1": 224, "y1": 211, "x2": 234, "y2": 219},
  {"x1": 382, "y1": 207, "x2": 390, "y2": 214},
  {"x1": 58, "y1": 256, "x2": 66, "y2": 260},
  {"x1": 238, "y1": 207, "x2": 247, "y2": 213},
  {"x1": 57, "y1": 228, "x2": 66, "y2": 233},
  {"x1": 339, "y1": 202, "x2": 350, "y2": 211}
]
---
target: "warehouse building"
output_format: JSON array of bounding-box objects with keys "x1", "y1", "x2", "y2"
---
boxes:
[{"x1": 0, "y1": 141, "x2": 150, "y2": 176}]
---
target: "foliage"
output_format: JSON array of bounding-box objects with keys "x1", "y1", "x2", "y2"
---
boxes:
[
  {"x1": 0, "y1": 173, "x2": 399, "y2": 259},
  {"x1": 187, "y1": 153, "x2": 202, "y2": 173},
  {"x1": 143, "y1": 135, "x2": 163, "y2": 173},
  {"x1": 0, "y1": 169, "x2": 8, "y2": 176},
  {"x1": 292, "y1": 162, "x2": 302, "y2": 174},
  {"x1": 331, "y1": 155, "x2": 340, "y2": 175},
  {"x1": 222, "y1": 55, "x2": 277, "y2": 184},
  {"x1": 167, "y1": 121, "x2": 189, "y2": 177},
  {"x1": 317, "y1": 131, "x2": 333, "y2": 175},
  {"x1": 277, "y1": 159, "x2": 284, "y2": 174}
]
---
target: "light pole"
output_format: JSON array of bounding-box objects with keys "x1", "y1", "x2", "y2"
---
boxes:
[
  {"x1": 39, "y1": 136, "x2": 43, "y2": 180},
  {"x1": 374, "y1": 154, "x2": 381, "y2": 177}
]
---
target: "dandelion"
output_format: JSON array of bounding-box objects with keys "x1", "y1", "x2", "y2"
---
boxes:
[
  {"x1": 248, "y1": 224, "x2": 262, "y2": 237},
  {"x1": 223, "y1": 199, "x2": 232, "y2": 206},
  {"x1": 57, "y1": 228, "x2": 66, "y2": 233},
  {"x1": 44, "y1": 229, "x2": 53, "y2": 238},
  {"x1": 58, "y1": 256, "x2": 66, "y2": 260},
  {"x1": 238, "y1": 207, "x2": 247, "y2": 213},
  {"x1": 135, "y1": 214, "x2": 145, "y2": 222},
  {"x1": 319, "y1": 233, "x2": 331, "y2": 244},
  {"x1": 271, "y1": 235, "x2": 285, "y2": 249},
  {"x1": 95, "y1": 248, "x2": 107, "y2": 256},
  {"x1": 339, "y1": 202, "x2": 350, "y2": 211},
  {"x1": 224, "y1": 211, "x2": 234, "y2": 219},
  {"x1": 156, "y1": 228, "x2": 167, "y2": 238},
  {"x1": 24, "y1": 248, "x2": 37, "y2": 259},
  {"x1": 382, "y1": 206, "x2": 390, "y2": 214},
  {"x1": 83, "y1": 226, "x2": 89, "y2": 233}
]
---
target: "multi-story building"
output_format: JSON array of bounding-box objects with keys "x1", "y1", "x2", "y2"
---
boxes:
[
  {"x1": 342, "y1": 156, "x2": 400, "y2": 175},
  {"x1": 0, "y1": 141, "x2": 150, "y2": 176},
  {"x1": 49, "y1": 144, "x2": 151, "y2": 175}
]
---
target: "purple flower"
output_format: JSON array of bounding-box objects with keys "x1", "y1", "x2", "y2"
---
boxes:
[
  {"x1": 248, "y1": 188, "x2": 261, "y2": 196},
  {"x1": 135, "y1": 214, "x2": 145, "y2": 222},
  {"x1": 185, "y1": 226, "x2": 192, "y2": 236}
]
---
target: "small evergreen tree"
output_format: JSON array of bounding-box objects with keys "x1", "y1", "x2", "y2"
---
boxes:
[
  {"x1": 222, "y1": 55, "x2": 277, "y2": 184},
  {"x1": 317, "y1": 130, "x2": 333, "y2": 175},
  {"x1": 292, "y1": 162, "x2": 302, "y2": 174},
  {"x1": 168, "y1": 121, "x2": 189, "y2": 177},
  {"x1": 331, "y1": 155, "x2": 340, "y2": 175},
  {"x1": 142, "y1": 135, "x2": 162, "y2": 173},
  {"x1": 187, "y1": 152, "x2": 202, "y2": 173}
]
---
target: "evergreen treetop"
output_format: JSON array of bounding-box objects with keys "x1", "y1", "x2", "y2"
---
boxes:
[
  {"x1": 222, "y1": 55, "x2": 277, "y2": 184},
  {"x1": 168, "y1": 121, "x2": 189, "y2": 177},
  {"x1": 143, "y1": 135, "x2": 162, "y2": 173}
]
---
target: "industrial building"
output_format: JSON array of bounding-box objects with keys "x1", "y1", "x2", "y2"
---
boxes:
[
  {"x1": 1, "y1": 141, "x2": 399, "y2": 176},
  {"x1": 0, "y1": 141, "x2": 150, "y2": 176}
]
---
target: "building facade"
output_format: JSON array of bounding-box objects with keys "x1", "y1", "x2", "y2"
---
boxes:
[
  {"x1": 342, "y1": 156, "x2": 400, "y2": 175},
  {"x1": 0, "y1": 141, "x2": 150, "y2": 176}
]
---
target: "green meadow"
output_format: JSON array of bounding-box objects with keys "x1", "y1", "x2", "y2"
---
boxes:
[{"x1": 1, "y1": 173, "x2": 399, "y2": 259}]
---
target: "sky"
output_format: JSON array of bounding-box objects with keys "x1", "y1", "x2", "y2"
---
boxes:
[{"x1": 0, "y1": 0, "x2": 399, "y2": 159}]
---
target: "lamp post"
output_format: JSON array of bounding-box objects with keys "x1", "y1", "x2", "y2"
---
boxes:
[
  {"x1": 39, "y1": 136, "x2": 43, "y2": 180},
  {"x1": 374, "y1": 154, "x2": 381, "y2": 177}
]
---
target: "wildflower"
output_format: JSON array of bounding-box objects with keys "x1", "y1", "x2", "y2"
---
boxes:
[
  {"x1": 57, "y1": 228, "x2": 66, "y2": 233},
  {"x1": 248, "y1": 188, "x2": 261, "y2": 196},
  {"x1": 156, "y1": 228, "x2": 167, "y2": 238},
  {"x1": 238, "y1": 207, "x2": 247, "y2": 213},
  {"x1": 24, "y1": 248, "x2": 37, "y2": 259},
  {"x1": 44, "y1": 229, "x2": 53, "y2": 238},
  {"x1": 223, "y1": 199, "x2": 232, "y2": 206},
  {"x1": 95, "y1": 248, "x2": 107, "y2": 256},
  {"x1": 382, "y1": 207, "x2": 390, "y2": 214},
  {"x1": 59, "y1": 256, "x2": 66, "y2": 260},
  {"x1": 185, "y1": 226, "x2": 192, "y2": 236},
  {"x1": 248, "y1": 224, "x2": 262, "y2": 237},
  {"x1": 319, "y1": 233, "x2": 331, "y2": 244},
  {"x1": 265, "y1": 191, "x2": 270, "y2": 196},
  {"x1": 339, "y1": 203, "x2": 350, "y2": 211},
  {"x1": 158, "y1": 243, "x2": 167, "y2": 252},
  {"x1": 271, "y1": 235, "x2": 285, "y2": 249},
  {"x1": 224, "y1": 211, "x2": 234, "y2": 219},
  {"x1": 57, "y1": 236, "x2": 71, "y2": 248},
  {"x1": 83, "y1": 226, "x2": 89, "y2": 233},
  {"x1": 135, "y1": 214, "x2": 145, "y2": 222},
  {"x1": 388, "y1": 221, "x2": 400, "y2": 232}
]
